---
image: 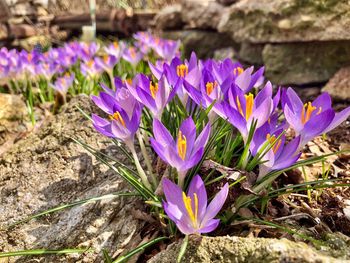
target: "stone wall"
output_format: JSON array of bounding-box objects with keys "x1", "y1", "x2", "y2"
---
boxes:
[{"x1": 154, "y1": 0, "x2": 350, "y2": 87}]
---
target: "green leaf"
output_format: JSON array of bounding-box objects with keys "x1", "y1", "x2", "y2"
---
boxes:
[
  {"x1": 7, "y1": 191, "x2": 137, "y2": 229},
  {"x1": 113, "y1": 236, "x2": 168, "y2": 263},
  {"x1": 0, "y1": 248, "x2": 92, "y2": 258},
  {"x1": 177, "y1": 235, "x2": 189, "y2": 263},
  {"x1": 103, "y1": 249, "x2": 114, "y2": 263}
]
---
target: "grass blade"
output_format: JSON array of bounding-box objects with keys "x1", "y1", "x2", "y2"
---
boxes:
[
  {"x1": 0, "y1": 248, "x2": 92, "y2": 258},
  {"x1": 7, "y1": 191, "x2": 138, "y2": 229},
  {"x1": 113, "y1": 236, "x2": 168, "y2": 263},
  {"x1": 177, "y1": 235, "x2": 188, "y2": 263}
]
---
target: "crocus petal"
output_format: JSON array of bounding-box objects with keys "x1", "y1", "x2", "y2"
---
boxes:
[
  {"x1": 201, "y1": 183, "x2": 229, "y2": 226},
  {"x1": 302, "y1": 109, "x2": 335, "y2": 142},
  {"x1": 193, "y1": 123, "x2": 211, "y2": 153},
  {"x1": 187, "y1": 175, "x2": 208, "y2": 221},
  {"x1": 235, "y1": 66, "x2": 253, "y2": 92},
  {"x1": 323, "y1": 106, "x2": 350, "y2": 134},
  {"x1": 150, "y1": 139, "x2": 171, "y2": 166},
  {"x1": 182, "y1": 147, "x2": 204, "y2": 171},
  {"x1": 312, "y1": 92, "x2": 332, "y2": 111},
  {"x1": 179, "y1": 117, "x2": 197, "y2": 156},
  {"x1": 153, "y1": 119, "x2": 174, "y2": 145},
  {"x1": 162, "y1": 178, "x2": 185, "y2": 210},
  {"x1": 198, "y1": 219, "x2": 220, "y2": 234},
  {"x1": 284, "y1": 104, "x2": 303, "y2": 133}
]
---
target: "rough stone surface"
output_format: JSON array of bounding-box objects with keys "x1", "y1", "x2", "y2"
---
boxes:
[
  {"x1": 148, "y1": 236, "x2": 350, "y2": 263},
  {"x1": 217, "y1": 0, "x2": 237, "y2": 6},
  {"x1": 238, "y1": 42, "x2": 264, "y2": 65},
  {"x1": 323, "y1": 67, "x2": 350, "y2": 101},
  {"x1": 262, "y1": 42, "x2": 350, "y2": 85},
  {"x1": 218, "y1": 0, "x2": 350, "y2": 43},
  {"x1": 0, "y1": 95, "x2": 144, "y2": 262},
  {"x1": 161, "y1": 30, "x2": 234, "y2": 58},
  {"x1": 153, "y1": 4, "x2": 183, "y2": 30},
  {"x1": 181, "y1": 0, "x2": 227, "y2": 30}
]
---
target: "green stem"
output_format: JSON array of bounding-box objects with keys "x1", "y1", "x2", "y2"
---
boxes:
[
  {"x1": 128, "y1": 142, "x2": 152, "y2": 190},
  {"x1": 137, "y1": 131, "x2": 157, "y2": 188}
]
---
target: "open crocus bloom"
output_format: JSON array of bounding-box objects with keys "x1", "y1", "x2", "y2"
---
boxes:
[
  {"x1": 122, "y1": 47, "x2": 143, "y2": 66},
  {"x1": 282, "y1": 88, "x2": 350, "y2": 147},
  {"x1": 222, "y1": 82, "x2": 274, "y2": 143},
  {"x1": 250, "y1": 124, "x2": 301, "y2": 180},
  {"x1": 91, "y1": 102, "x2": 142, "y2": 147},
  {"x1": 126, "y1": 73, "x2": 179, "y2": 119},
  {"x1": 150, "y1": 118, "x2": 210, "y2": 178},
  {"x1": 163, "y1": 175, "x2": 229, "y2": 235},
  {"x1": 50, "y1": 72, "x2": 75, "y2": 96}
]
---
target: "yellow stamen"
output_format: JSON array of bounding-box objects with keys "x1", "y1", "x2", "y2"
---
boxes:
[
  {"x1": 244, "y1": 93, "x2": 254, "y2": 120},
  {"x1": 103, "y1": 55, "x2": 109, "y2": 63},
  {"x1": 177, "y1": 131, "x2": 187, "y2": 160},
  {"x1": 150, "y1": 82, "x2": 159, "y2": 99},
  {"x1": 205, "y1": 81, "x2": 218, "y2": 95},
  {"x1": 266, "y1": 133, "x2": 282, "y2": 154},
  {"x1": 87, "y1": 60, "x2": 94, "y2": 68},
  {"x1": 130, "y1": 48, "x2": 136, "y2": 59},
  {"x1": 233, "y1": 67, "x2": 244, "y2": 75},
  {"x1": 109, "y1": 111, "x2": 126, "y2": 127},
  {"x1": 301, "y1": 102, "x2": 317, "y2": 124},
  {"x1": 28, "y1": 53, "x2": 33, "y2": 61},
  {"x1": 113, "y1": 41, "x2": 119, "y2": 48},
  {"x1": 236, "y1": 96, "x2": 244, "y2": 117},
  {"x1": 182, "y1": 192, "x2": 198, "y2": 227},
  {"x1": 176, "y1": 64, "x2": 188, "y2": 78}
]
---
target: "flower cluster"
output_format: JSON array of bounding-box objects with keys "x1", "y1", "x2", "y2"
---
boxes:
[
  {"x1": 91, "y1": 47, "x2": 350, "y2": 236},
  {"x1": 0, "y1": 32, "x2": 180, "y2": 98}
]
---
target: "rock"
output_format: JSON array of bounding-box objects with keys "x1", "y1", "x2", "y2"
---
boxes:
[
  {"x1": 218, "y1": 0, "x2": 350, "y2": 43},
  {"x1": 161, "y1": 30, "x2": 234, "y2": 58},
  {"x1": 213, "y1": 47, "x2": 236, "y2": 61},
  {"x1": 181, "y1": 0, "x2": 227, "y2": 30},
  {"x1": 0, "y1": 95, "x2": 144, "y2": 262},
  {"x1": 216, "y1": 0, "x2": 238, "y2": 6},
  {"x1": 262, "y1": 42, "x2": 350, "y2": 85},
  {"x1": 0, "y1": 94, "x2": 27, "y2": 121},
  {"x1": 153, "y1": 4, "x2": 183, "y2": 30},
  {"x1": 238, "y1": 42, "x2": 264, "y2": 65},
  {"x1": 322, "y1": 67, "x2": 350, "y2": 101},
  {"x1": 148, "y1": 236, "x2": 350, "y2": 263}
]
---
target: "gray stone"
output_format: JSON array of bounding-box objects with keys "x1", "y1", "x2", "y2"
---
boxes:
[
  {"x1": 262, "y1": 42, "x2": 350, "y2": 85},
  {"x1": 153, "y1": 4, "x2": 183, "y2": 30},
  {"x1": 182, "y1": 0, "x2": 227, "y2": 30},
  {"x1": 148, "y1": 236, "x2": 350, "y2": 263},
  {"x1": 162, "y1": 30, "x2": 234, "y2": 58},
  {"x1": 0, "y1": 95, "x2": 144, "y2": 262},
  {"x1": 213, "y1": 47, "x2": 236, "y2": 61},
  {"x1": 238, "y1": 42, "x2": 264, "y2": 65},
  {"x1": 218, "y1": 0, "x2": 350, "y2": 43},
  {"x1": 323, "y1": 67, "x2": 350, "y2": 101}
]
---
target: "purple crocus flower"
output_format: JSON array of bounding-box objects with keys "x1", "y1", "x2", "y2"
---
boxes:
[
  {"x1": 153, "y1": 39, "x2": 181, "y2": 62},
  {"x1": 104, "y1": 41, "x2": 125, "y2": 59},
  {"x1": 250, "y1": 124, "x2": 301, "y2": 180},
  {"x1": 50, "y1": 72, "x2": 75, "y2": 96},
  {"x1": 91, "y1": 78, "x2": 137, "y2": 119},
  {"x1": 282, "y1": 88, "x2": 350, "y2": 147},
  {"x1": 221, "y1": 82, "x2": 274, "y2": 142},
  {"x1": 162, "y1": 175, "x2": 229, "y2": 235},
  {"x1": 122, "y1": 47, "x2": 143, "y2": 66},
  {"x1": 95, "y1": 55, "x2": 118, "y2": 72},
  {"x1": 150, "y1": 118, "x2": 210, "y2": 185},
  {"x1": 81, "y1": 58, "x2": 103, "y2": 78},
  {"x1": 92, "y1": 102, "x2": 142, "y2": 148},
  {"x1": 126, "y1": 73, "x2": 179, "y2": 119}
]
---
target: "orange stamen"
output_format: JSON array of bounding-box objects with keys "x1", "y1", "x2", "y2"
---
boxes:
[
  {"x1": 177, "y1": 131, "x2": 187, "y2": 160},
  {"x1": 109, "y1": 111, "x2": 126, "y2": 127},
  {"x1": 150, "y1": 82, "x2": 159, "y2": 99},
  {"x1": 176, "y1": 64, "x2": 188, "y2": 78},
  {"x1": 233, "y1": 67, "x2": 244, "y2": 75}
]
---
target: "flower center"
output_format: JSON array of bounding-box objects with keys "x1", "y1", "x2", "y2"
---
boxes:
[
  {"x1": 182, "y1": 192, "x2": 198, "y2": 228},
  {"x1": 177, "y1": 130, "x2": 187, "y2": 160},
  {"x1": 150, "y1": 82, "x2": 159, "y2": 99},
  {"x1": 113, "y1": 41, "x2": 119, "y2": 48},
  {"x1": 176, "y1": 64, "x2": 188, "y2": 78},
  {"x1": 236, "y1": 93, "x2": 254, "y2": 121},
  {"x1": 266, "y1": 133, "x2": 282, "y2": 154},
  {"x1": 206, "y1": 81, "x2": 218, "y2": 95},
  {"x1": 233, "y1": 67, "x2": 244, "y2": 76},
  {"x1": 301, "y1": 102, "x2": 322, "y2": 124},
  {"x1": 27, "y1": 53, "x2": 33, "y2": 62},
  {"x1": 130, "y1": 48, "x2": 136, "y2": 59},
  {"x1": 109, "y1": 111, "x2": 126, "y2": 127},
  {"x1": 103, "y1": 55, "x2": 109, "y2": 63},
  {"x1": 87, "y1": 60, "x2": 94, "y2": 68}
]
